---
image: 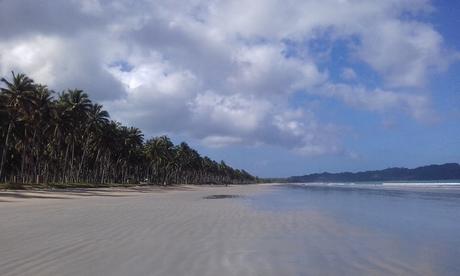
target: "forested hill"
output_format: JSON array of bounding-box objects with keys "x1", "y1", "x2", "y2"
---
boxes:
[
  {"x1": 288, "y1": 163, "x2": 460, "y2": 183},
  {"x1": 0, "y1": 72, "x2": 256, "y2": 185}
]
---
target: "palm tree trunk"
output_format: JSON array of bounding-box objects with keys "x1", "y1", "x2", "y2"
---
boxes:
[
  {"x1": 20, "y1": 128, "x2": 27, "y2": 183},
  {"x1": 0, "y1": 121, "x2": 13, "y2": 182},
  {"x1": 77, "y1": 135, "x2": 90, "y2": 182},
  {"x1": 63, "y1": 141, "x2": 70, "y2": 183}
]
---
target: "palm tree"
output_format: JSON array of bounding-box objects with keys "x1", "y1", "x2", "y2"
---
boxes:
[
  {"x1": 58, "y1": 89, "x2": 92, "y2": 182},
  {"x1": 28, "y1": 84, "x2": 54, "y2": 183},
  {"x1": 144, "y1": 136, "x2": 174, "y2": 184},
  {"x1": 77, "y1": 103, "x2": 109, "y2": 181},
  {"x1": 0, "y1": 72, "x2": 36, "y2": 181}
]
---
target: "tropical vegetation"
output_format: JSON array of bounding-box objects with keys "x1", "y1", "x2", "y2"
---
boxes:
[{"x1": 0, "y1": 71, "x2": 256, "y2": 186}]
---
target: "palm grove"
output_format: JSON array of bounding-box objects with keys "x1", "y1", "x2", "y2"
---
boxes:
[{"x1": 0, "y1": 72, "x2": 256, "y2": 185}]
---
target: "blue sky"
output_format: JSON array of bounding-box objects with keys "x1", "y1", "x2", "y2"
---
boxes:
[{"x1": 0, "y1": 0, "x2": 459, "y2": 177}]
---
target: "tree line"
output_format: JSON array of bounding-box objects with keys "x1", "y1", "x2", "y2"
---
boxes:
[{"x1": 0, "y1": 72, "x2": 256, "y2": 185}]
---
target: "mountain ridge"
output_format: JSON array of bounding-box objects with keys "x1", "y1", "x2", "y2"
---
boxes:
[{"x1": 287, "y1": 163, "x2": 460, "y2": 183}]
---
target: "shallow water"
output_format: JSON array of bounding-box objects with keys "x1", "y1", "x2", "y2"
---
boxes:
[{"x1": 249, "y1": 184, "x2": 460, "y2": 275}]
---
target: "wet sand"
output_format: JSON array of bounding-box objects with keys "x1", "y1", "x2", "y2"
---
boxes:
[{"x1": 0, "y1": 184, "x2": 457, "y2": 275}]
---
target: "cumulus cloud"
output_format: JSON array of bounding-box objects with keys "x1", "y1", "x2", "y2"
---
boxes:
[
  {"x1": 320, "y1": 83, "x2": 437, "y2": 122},
  {"x1": 0, "y1": 0, "x2": 456, "y2": 156},
  {"x1": 0, "y1": 34, "x2": 125, "y2": 100},
  {"x1": 189, "y1": 91, "x2": 271, "y2": 136},
  {"x1": 271, "y1": 109, "x2": 344, "y2": 156},
  {"x1": 358, "y1": 20, "x2": 451, "y2": 88},
  {"x1": 228, "y1": 44, "x2": 327, "y2": 96},
  {"x1": 105, "y1": 51, "x2": 200, "y2": 132}
]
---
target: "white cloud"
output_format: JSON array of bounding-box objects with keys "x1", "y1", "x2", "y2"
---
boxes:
[
  {"x1": 272, "y1": 109, "x2": 343, "y2": 156},
  {"x1": 105, "y1": 51, "x2": 200, "y2": 132},
  {"x1": 189, "y1": 91, "x2": 271, "y2": 135},
  {"x1": 0, "y1": 34, "x2": 125, "y2": 100},
  {"x1": 358, "y1": 19, "x2": 450, "y2": 87},
  {"x1": 228, "y1": 44, "x2": 327, "y2": 95},
  {"x1": 201, "y1": 135, "x2": 244, "y2": 148},
  {"x1": 320, "y1": 83, "x2": 437, "y2": 122},
  {"x1": 0, "y1": 36, "x2": 62, "y2": 85}
]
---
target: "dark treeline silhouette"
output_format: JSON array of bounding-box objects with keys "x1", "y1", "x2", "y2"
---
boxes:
[
  {"x1": 288, "y1": 163, "x2": 460, "y2": 183},
  {"x1": 0, "y1": 72, "x2": 256, "y2": 185}
]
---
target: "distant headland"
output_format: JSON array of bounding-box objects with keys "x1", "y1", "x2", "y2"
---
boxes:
[{"x1": 288, "y1": 163, "x2": 460, "y2": 183}]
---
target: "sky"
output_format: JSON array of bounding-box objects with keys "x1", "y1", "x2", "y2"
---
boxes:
[{"x1": 0, "y1": 0, "x2": 459, "y2": 177}]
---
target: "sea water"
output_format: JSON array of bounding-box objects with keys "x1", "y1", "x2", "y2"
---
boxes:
[{"x1": 249, "y1": 183, "x2": 460, "y2": 275}]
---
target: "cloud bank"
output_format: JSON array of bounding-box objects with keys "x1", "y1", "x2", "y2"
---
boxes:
[{"x1": 0, "y1": 0, "x2": 456, "y2": 155}]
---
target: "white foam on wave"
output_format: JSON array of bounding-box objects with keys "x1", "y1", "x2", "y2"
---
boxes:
[
  {"x1": 381, "y1": 182, "x2": 460, "y2": 187},
  {"x1": 294, "y1": 182, "x2": 460, "y2": 188}
]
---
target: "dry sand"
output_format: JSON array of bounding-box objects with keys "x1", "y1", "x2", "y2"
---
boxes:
[{"x1": 0, "y1": 184, "x2": 438, "y2": 275}]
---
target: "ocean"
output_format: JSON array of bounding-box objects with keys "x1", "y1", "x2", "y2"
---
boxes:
[{"x1": 248, "y1": 183, "x2": 460, "y2": 275}]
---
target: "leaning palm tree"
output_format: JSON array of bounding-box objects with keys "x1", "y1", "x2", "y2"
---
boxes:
[
  {"x1": 77, "y1": 103, "x2": 109, "y2": 181},
  {"x1": 28, "y1": 84, "x2": 54, "y2": 183},
  {"x1": 0, "y1": 72, "x2": 36, "y2": 181},
  {"x1": 58, "y1": 89, "x2": 92, "y2": 182}
]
